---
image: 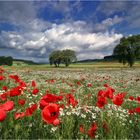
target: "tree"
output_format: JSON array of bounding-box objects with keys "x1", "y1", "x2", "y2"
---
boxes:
[
  {"x1": 49, "y1": 49, "x2": 77, "y2": 67},
  {"x1": 49, "y1": 50, "x2": 61, "y2": 67},
  {"x1": 113, "y1": 35, "x2": 140, "y2": 67},
  {"x1": 5, "y1": 56, "x2": 13, "y2": 66},
  {"x1": 0, "y1": 56, "x2": 13, "y2": 66},
  {"x1": 0, "y1": 56, "x2": 5, "y2": 66},
  {"x1": 61, "y1": 49, "x2": 77, "y2": 67}
]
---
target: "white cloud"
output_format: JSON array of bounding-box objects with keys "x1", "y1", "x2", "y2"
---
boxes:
[
  {"x1": 0, "y1": 1, "x2": 125, "y2": 62},
  {"x1": 0, "y1": 1, "x2": 36, "y2": 25},
  {"x1": 96, "y1": 1, "x2": 140, "y2": 30},
  {"x1": 0, "y1": 21, "x2": 123, "y2": 62},
  {"x1": 94, "y1": 15, "x2": 123, "y2": 32},
  {"x1": 96, "y1": 1, "x2": 130, "y2": 16}
]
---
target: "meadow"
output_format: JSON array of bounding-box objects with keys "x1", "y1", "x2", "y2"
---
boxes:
[{"x1": 0, "y1": 62, "x2": 140, "y2": 139}]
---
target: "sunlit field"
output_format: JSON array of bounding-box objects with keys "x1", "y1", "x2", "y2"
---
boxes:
[
  {"x1": 0, "y1": 62, "x2": 140, "y2": 139},
  {"x1": 4, "y1": 61, "x2": 140, "y2": 71}
]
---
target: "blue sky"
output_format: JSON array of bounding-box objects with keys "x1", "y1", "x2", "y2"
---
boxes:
[{"x1": 0, "y1": 1, "x2": 140, "y2": 62}]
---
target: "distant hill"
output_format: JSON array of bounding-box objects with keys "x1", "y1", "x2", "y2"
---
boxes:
[
  {"x1": 77, "y1": 59, "x2": 103, "y2": 63},
  {"x1": 76, "y1": 55, "x2": 121, "y2": 63},
  {"x1": 104, "y1": 55, "x2": 118, "y2": 61}
]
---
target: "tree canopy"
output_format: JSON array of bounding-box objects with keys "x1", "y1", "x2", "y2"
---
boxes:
[
  {"x1": 113, "y1": 35, "x2": 140, "y2": 67},
  {"x1": 0, "y1": 56, "x2": 13, "y2": 66},
  {"x1": 49, "y1": 49, "x2": 77, "y2": 67}
]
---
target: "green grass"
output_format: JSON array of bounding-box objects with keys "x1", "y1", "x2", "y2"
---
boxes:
[{"x1": 4, "y1": 61, "x2": 140, "y2": 71}]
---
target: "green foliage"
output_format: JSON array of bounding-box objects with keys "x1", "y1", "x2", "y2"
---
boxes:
[
  {"x1": 49, "y1": 50, "x2": 62, "y2": 67},
  {"x1": 113, "y1": 35, "x2": 140, "y2": 67},
  {"x1": 61, "y1": 49, "x2": 77, "y2": 67},
  {"x1": 0, "y1": 56, "x2": 13, "y2": 66},
  {"x1": 49, "y1": 49, "x2": 77, "y2": 67}
]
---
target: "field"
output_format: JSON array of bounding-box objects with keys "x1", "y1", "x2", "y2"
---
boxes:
[{"x1": 0, "y1": 62, "x2": 140, "y2": 139}]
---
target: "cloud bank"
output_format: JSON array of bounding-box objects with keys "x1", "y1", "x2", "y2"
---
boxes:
[
  {"x1": 0, "y1": 20, "x2": 122, "y2": 62},
  {"x1": 0, "y1": 1, "x2": 130, "y2": 62}
]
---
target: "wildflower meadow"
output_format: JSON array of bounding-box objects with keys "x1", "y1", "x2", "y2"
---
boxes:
[{"x1": 0, "y1": 66, "x2": 140, "y2": 139}]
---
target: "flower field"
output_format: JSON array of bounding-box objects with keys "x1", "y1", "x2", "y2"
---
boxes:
[{"x1": 0, "y1": 66, "x2": 140, "y2": 139}]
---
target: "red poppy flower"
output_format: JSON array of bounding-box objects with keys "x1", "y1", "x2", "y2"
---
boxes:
[
  {"x1": 76, "y1": 81, "x2": 81, "y2": 86},
  {"x1": 113, "y1": 93, "x2": 126, "y2": 106},
  {"x1": 32, "y1": 88, "x2": 39, "y2": 95},
  {"x1": 66, "y1": 93, "x2": 78, "y2": 107},
  {"x1": 96, "y1": 96, "x2": 107, "y2": 108},
  {"x1": 53, "y1": 118, "x2": 60, "y2": 126},
  {"x1": 18, "y1": 99, "x2": 25, "y2": 106},
  {"x1": 79, "y1": 124, "x2": 85, "y2": 133},
  {"x1": 40, "y1": 93, "x2": 58, "y2": 110},
  {"x1": 46, "y1": 79, "x2": 55, "y2": 84},
  {"x1": 41, "y1": 103, "x2": 59, "y2": 125},
  {"x1": 88, "y1": 123, "x2": 97, "y2": 138},
  {"x1": 98, "y1": 86, "x2": 115, "y2": 100},
  {"x1": 0, "y1": 93, "x2": 7, "y2": 101},
  {"x1": 2, "y1": 86, "x2": 7, "y2": 91},
  {"x1": 41, "y1": 93, "x2": 63, "y2": 103},
  {"x1": 128, "y1": 110, "x2": 134, "y2": 115},
  {"x1": 87, "y1": 83, "x2": 92, "y2": 87},
  {"x1": 14, "y1": 113, "x2": 21, "y2": 120},
  {"x1": 31, "y1": 80, "x2": 36, "y2": 87},
  {"x1": 134, "y1": 107, "x2": 140, "y2": 114},
  {"x1": 0, "y1": 76, "x2": 5, "y2": 81},
  {"x1": 136, "y1": 96, "x2": 140, "y2": 103},
  {"x1": 129, "y1": 96, "x2": 134, "y2": 101},
  {"x1": 0, "y1": 109, "x2": 6, "y2": 122},
  {"x1": 39, "y1": 99, "x2": 49, "y2": 109},
  {"x1": 98, "y1": 90, "x2": 106, "y2": 97},
  {"x1": 25, "y1": 103, "x2": 37, "y2": 116},
  {"x1": 14, "y1": 112, "x2": 25, "y2": 120},
  {"x1": 9, "y1": 75, "x2": 20, "y2": 83},
  {"x1": 9, "y1": 86, "x2": 21, "y2": 97},
  {"x1": 2, "y1": 100, "x2": 14, "y2": 111},
  {"x1": 104, "y1": 84, "x2": 109, "y2": 87},
  {"x1": 105, "y1": 87, "x2": 114, "y2": 99},
  {"x1": 31, "y1": 103, "x2": 37, "y2": 110},
  {"x1": 19, "y1": 81, "x2": 26, "y2": 89},
  {"x1": 26, "y1": 108, "x2": 33, "y2": 116}
]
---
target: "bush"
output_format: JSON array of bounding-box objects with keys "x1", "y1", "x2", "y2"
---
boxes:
[{"x1": 0, "y1": 56, "x2": 13, "y2": 66}]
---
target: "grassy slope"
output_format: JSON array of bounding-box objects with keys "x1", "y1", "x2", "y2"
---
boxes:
[{"x1": 3, "y1": 61, "x2": 140, "y2": 71}]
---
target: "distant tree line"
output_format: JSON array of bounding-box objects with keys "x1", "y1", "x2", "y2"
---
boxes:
[
  {"x1": 113, "y1": 35, "x2": 140, "y2": 67},
  {"x1": 49, "y1": 49, "x2": 77, "y2": 67},
  {"x1": 0, "y1": 56, "x2": 13, "y2": 66},
  {"x1": 104, "y1": 55, "x2": 118, "y2": 61}
]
